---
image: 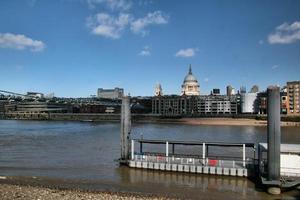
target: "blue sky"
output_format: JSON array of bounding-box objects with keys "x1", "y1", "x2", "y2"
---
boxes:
[{"x1": 0, "y1": 0, "x2": 300, "y2": 97}]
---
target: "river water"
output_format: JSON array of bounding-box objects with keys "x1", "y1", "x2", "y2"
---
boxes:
[{"x1": 0, "y1": 120, "x2": 299, "y2": 199}]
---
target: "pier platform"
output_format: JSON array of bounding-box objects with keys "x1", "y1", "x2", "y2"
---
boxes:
[{"x1": 128, "y1": 139, "x2": 256, "y2": 177}]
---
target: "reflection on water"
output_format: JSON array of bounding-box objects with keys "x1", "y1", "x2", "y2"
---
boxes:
[
  {"x1": 0, "y1": 120, "x2": 300, "y2": 199},
  {"x1": 123, "y1": 168, "x2": 251, "y2": 195}
]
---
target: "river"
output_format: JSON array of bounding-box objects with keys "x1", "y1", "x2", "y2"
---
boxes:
[{"x1": 0, "y1": 120, "x2": 299, "y2": 199}]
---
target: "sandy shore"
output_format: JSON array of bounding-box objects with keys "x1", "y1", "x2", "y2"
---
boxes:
[
  {"x1": 147, "y1": 118, "x2": 300, "y2": 127},
  {"x1": 0, "y1": 184, "x2": 176, "y2": 200}
]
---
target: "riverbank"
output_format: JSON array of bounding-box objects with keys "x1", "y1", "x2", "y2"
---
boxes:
[
  {"x1": 1, "y1": 175, "x2": 299, "y2": 200},
  {"x1": 0, "y1": 176, "x2": 176, "y2": 200},
  {"x1": 0, "y1": 184, "x2": 175, "y2": 200},
  {"x1": 150, "y1": 118, "x2": 300, "y2": 127},
  {"x1": 1, "y1": 112, "x2": 300, "y2": 126}
]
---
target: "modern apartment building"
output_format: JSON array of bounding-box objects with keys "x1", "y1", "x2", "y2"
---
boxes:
[
  {"x1": 152, "y1": 95, "x2": 238, "y2": 116},
  {"x1": 287, "y1": 81, "x2": 300, "y2": 115}
]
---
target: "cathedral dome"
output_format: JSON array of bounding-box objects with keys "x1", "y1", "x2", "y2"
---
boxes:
[
  {"x1": 181, "y1": 65, "x2": 200, "y2": 96},
  {"x1": 184, "y1": 73, "x2": 198, "y2": 83}
]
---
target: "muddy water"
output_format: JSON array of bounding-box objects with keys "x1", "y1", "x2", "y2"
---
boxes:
[{"x1": 0, "y1": 120, "x2": 299, "y2": 199}]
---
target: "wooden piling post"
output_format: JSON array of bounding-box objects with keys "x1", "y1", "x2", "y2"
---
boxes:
[{"x1": 120, "y1": 95, "x2": 131, "y2": 161}]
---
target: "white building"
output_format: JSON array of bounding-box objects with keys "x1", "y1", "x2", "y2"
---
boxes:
[
  {"x1": 97, "y1": 87, "x2": 124, "y2": 99},
  {"x1": 198, "y1": 95, "x2": 238, "y2": 114},
  {"x1": 26, "y1": 92, "x2": 44, "y2": 99},
  {"x1": 240, "y1": 93, "x2": 258, "y2": 113}
]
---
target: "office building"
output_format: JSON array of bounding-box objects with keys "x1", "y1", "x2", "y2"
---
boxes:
[
  {"x1": 211, "y1": 88, "x2": 220, "y2": 95},
  {"x1": 257, "y1": 91, "x2": 288, "y2": 114},
  {"x1": 97, "y1": 87, "x2": 124, "y2": 99},
  {"x1": 250, "y1": 85, "x2": 259, "y2": 93},
  {"x1": 26, "y1": 92, "x2": 44, "y2": 99},
  {"x1": 240, "y1": 86, "x2": 246, "y2": 94},
  {"x1": 226, "y1": 85, "x2": 235, "y2": 96},
  {"x1": 152, "y1": 95, "x2": 238, "y2": 116},
  {"x1": 197, "y1": 95, "x2": 237, "y2": 114}
]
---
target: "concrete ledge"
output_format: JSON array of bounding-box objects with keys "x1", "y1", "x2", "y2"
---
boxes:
[
  {"x1": 209, "y1": 167, "x2": 216, "y2": 174},
  {"x1": 159, "y1": 163, "x2": 165, "y2": 170},
  {"x1": 184, "y1": 165, "x2": 190, "y2": 172},
  {"x1": 166, "y1": 164, "x2": 171, "y2": 171},
  {"x1": 197, "y1": 166, "x2": 203, "y2": 173},
  {"x1": 171, "y1": 164, "x2": 177, "y2": 171},
  {"x1": 178, "y1": 164, "x2": 183, "y2": 172},
  {"x1": 237, "y1": 168, "x2": 244, "y2": 177},
  {"x1": 230, "y1": 168, "x2": 236, "y2": 176},
  {"x1": 223, "y1": 168, "x2": 229, "y2": 175},
  {"x1": 190, "y1": 165, "x2": 196, "y2": 173},
  {"x1": 129, "y1": 159, "x2": 251, "y2": 178},
  {"x1": 136, "y1": 161, "x2": 142, "y2": 168},
  {"x1": 142, "y1": 162, "x2": 148, "y2": 169},
  {"x1": 129, "y1": 160, "x2": 135, "y2": 167},
  {"x1": 216, "y1": 167, "x2": 222, "y2": 175},
  {"x1": 148, "y1": 162, "x2": 154, "y2": 169},
  {"x1": 203, "y1": 166, "x2": 209, "y2": 174}
]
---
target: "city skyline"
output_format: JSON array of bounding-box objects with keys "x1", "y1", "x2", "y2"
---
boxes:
[{"x1": 1, "y1": 0, "x2": 300, "y2": 97}]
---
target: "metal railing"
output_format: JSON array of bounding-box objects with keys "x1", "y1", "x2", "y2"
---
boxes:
[{"x1": 131, "y1": 139, "x2": 256, "y2": 169}]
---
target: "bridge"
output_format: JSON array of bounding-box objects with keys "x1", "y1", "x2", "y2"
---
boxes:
[{"x1": 0, "y1": 90, "x2": 27, "y2": 97}]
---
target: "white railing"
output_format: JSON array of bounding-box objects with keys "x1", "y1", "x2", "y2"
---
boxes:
[{"x1": 132, "y1": 153, "x2": 253, "y2": 168}]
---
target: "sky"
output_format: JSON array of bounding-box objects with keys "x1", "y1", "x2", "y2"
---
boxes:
[{"x1": 0, "y1": 0, "x2": 300, "y2": 97}]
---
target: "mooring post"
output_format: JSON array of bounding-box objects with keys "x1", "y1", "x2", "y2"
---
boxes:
[
  {"x1": 166, "y1": 141, "x2": 169, "y2": 157},
  {"x1": 131, "y1": 139, "x2": 134, "y2": 160},
  {"x1": 172, "y1": 144, "x2": 175, "y2": 155},
  {"x1": 140, "y1": 142, "x2": 143, "y2": 154},
  {"x1": 120, "y1": 95, "x2": 131, "y2": 161},
  {"x1": 243, "y1": 144, "x2": 246, "y2": 168},
  {"x1": 202, "y1": 143, "x2": 205, "y2": 164},
  {"x1": 267, "y1": 86, "x2": 281, "y2": 194}
]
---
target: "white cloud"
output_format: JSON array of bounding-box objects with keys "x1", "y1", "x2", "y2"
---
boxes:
[
  {"x1": 87, "y1": 13, "x2": 131, "y2": 39},
  {"x1": 175, "y1": 48, "x2": 197, "y2": 58},
  {"x1": 87, "y1": 0, "x2": 132, "y2": 11},
  {"x1": 130, "y1": 11, "x2": 169, "y2": 36},
  {"x1": 0, "y1": 33, "x2": 45, "y2": 52},
  {"x1": 138, "y1": 46, "x2": 150, "y2": 56},
  {"x1": 268, "y1": 21, "x2": 300, "y2": 44},
  {"x1": 87, "y1": 11, "x2": 168, "y2": 39},
  {"x1": 272, "y1": 65, "x2": 279, "y2": 70}
]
